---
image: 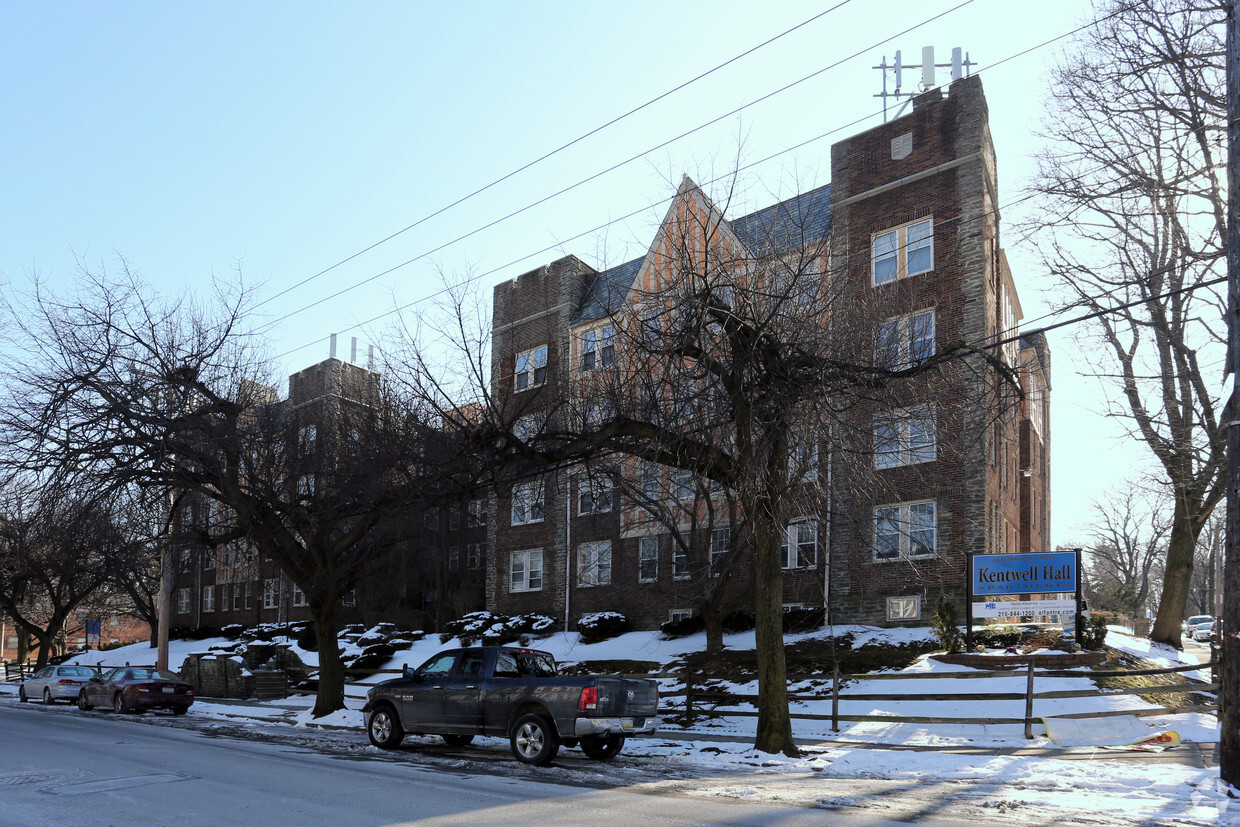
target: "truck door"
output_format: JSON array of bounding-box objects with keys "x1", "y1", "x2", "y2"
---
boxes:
[
  {"x1": 439, "y1": 649, "x2": 486, "y2": 732},
  {"x1": 399, "y1": 651, "x2": 458, "y2": 730}
]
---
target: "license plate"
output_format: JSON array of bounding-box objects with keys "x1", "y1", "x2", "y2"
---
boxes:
[
  {"x1": 621, "y1": 718, "x2": 634, "y2": 729},
  {"x1": 162, "y1": 686, "x2": 174, "y2": 694}
]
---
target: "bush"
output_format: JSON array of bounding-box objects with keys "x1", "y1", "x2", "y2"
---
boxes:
[
  {"x1": 782, "y1": 607, "x2": 825, "y2": 633},
  {"x1": 169, "y1": 625, "x2": 220, "y2": 641},
  {"x1": 1081, "y1": 612, "x2": 1110, "y2": 650},
  {"x1": 660, "y1": 614, "x2": 706, "y2": 638},
  {"x1": 220, "y1": 624, "x2": 246, "y2": 641},
  {"x1": 930, "y1": 594, "x2": 964, "y2": 653},
  {"x1": 972, "y1": 625, "x2": 1023, "y2": 649},
  {"x1": 440, "y1": 611, "x2": 500, "y2": 644},
  {"x1": 577, "y1": 612, "x2": 629, "y2": 643},
  {"x1": 345, "y1": 643, "x2": 396, "y2": 672},
  {"x1": 722, "y1": 611, "x2": 756, "y2": 633},
  {"x1": 296, "y1": 623, "x2": 318, "y2": 651}
]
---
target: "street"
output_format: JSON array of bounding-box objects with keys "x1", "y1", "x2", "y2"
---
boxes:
[{"x1": 0, "y1": 701, "x2": 980, "y2": 827}]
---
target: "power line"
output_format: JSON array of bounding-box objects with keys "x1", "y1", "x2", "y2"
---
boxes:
[
  {"x1": 261, "y1": 0, "x2": 979, "y2": 338},
  {"x1": 253, "y1": 1, "x2": 857, "y2": 312}
]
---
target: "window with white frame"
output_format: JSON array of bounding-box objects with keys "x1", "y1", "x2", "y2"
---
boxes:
[
  {"x1": 297, "y1": 474, "x2": 315, "y2": 498},
  {"x1": 872, "y1": 217, "x2": 933, "y2": 285},
  {"x1": 638, "y1": 536, "x2": 658, "y2": 582},
  {"x1": 781, "y1": 520, "x2": 818, "y2": 569},
  {"x1": 263, "y1": 578, "x2": 279, "y2": 609},
  {"x1": 448, "y1": 507, "x2": 460, "y2": 531},
  {"x1": 511, "y1": 479, "x2": 545, "y2": 525},
  {"x1": 342, "y1": 590, "x2": 356, "y2": 607},
  {"x1": 668, "y1": 608, "x2": 694, "y2": 623},
  {"x1": 292, "y1": 585, "x2": 307, "y2": 607},
  {"x1": 640, "y1": 463, "x2": 661, "y2": 502},
  {"x1": 510, "y1": 549, "x2": 544, "y2": 592},
  {"x1": 874, "y1": 501, "x2": 937, "y2": 561},
  {"x1": 467, "y1": 543, "x2": 485, "y2": 569},
  {"x1": 674, "y1": 533, "x2": 690, "y2": 579},
  {"x1": 244, "y1": 581, "x2": 253, "y2": 610},
  {"x1": 578, "y1": 475, "x2": 613, "y2": 515},
  {"x1": 219, "y1": 583, "x2": 230, "y2": 609},
  {"x1": 710, "y1": 528, "x2": 731, "y2": 575},
  {"x1": 232, "y1": 582, "x2": 242, "y2": 611},
  {"x1": 448, "y1": 546, "x2": 460, "y2": 570},
  {"x1": 514, "y1": 345, "x2": 548, "y2": 391},
  {"x1": 672, "y1": 467, "x2": 694, "y2": 500},
  {"x1": 790, "y1": 438, "x2": 819, "y2": 481},
  {"x1": 874, "y1": 405, "x2": 936, "y2": 469},
  {"x1": 203, "y1": 587, "x2": 215, "y2": 613},
  {"x1": 877, "y1": 310, "x2": 935, "y2": 368},
  {"x1": 177, "y1": 588, "x2": 190, "y2": 614},
  {"x1": 468, "y1": 498, "x2": 487, "y2": 527},
  {"x1": 580, "y1": 325, "x2": 616, "y2": 371},
  {"x1": 203, "y1": 549, "x2": 215, "y2": 571},
  {"x1": 577, "y1": 541, "x2": 612, "y2": 587}
]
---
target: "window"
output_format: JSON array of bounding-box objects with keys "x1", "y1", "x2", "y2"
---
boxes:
[
  {"x1": 299, "y1": 425, "x2": 317, "y2": 451},
  {"x1": 233, "y1": 583, "x2": 242, "y2": 611},
  {"x1": 781, "y1": 520, "x2": 818, "y2": 569},
  {"x1": 263, "y1": 578, "x2": 279, "y2": 609},
  {"x1": 874, "y1": 405, "x2": 936, "y2": 469},
  {"x1": 219, "y1": 583, "x2": 230, "y2": 609},
  {"x1": 342, "y1": 590, "x2": 356, "y2": 607},
  {"x1": 580, "y1": 325, "x2": 616, "y2": 371},
  {"x1": 790, "y1": 438, "x2": 819, "y2": 482},
  {"x1": 874, "y1": 501, "x2": 937, "y2": 561},
  {"x1": 672, "y1": 468, "x2": 694, "y2": 500},
  {"x1": 511, "y1": 479, "x2": 545, "y2": 525},
  {"x1": 448, "y1": 546, "x2": 460, "y2": 570},
  {"x1": 297, "y1": 475, "x2": 315, "y2": 498},
  {"x1": 203, "y1": 587, "x2": 215, "y2": 613},
  {"x1": 578, "y1": 475, "x2": 612, "y2": 515},
  {"x1": 510, "y1": 549, "x2": 544, "y2": 592},
  {"x1": 203, "y1": 550, "x2": 215, "y2": 571},
  {"x1": 638, "y1": 536, "x2": 659, "y2": 582},
  {"x1": 872, "y1": 217, "x2": 933, "y2": 285},
  {"x1": 467, "y1": 543, "x2": 485, "y2": 569},
  {"x1": 710, "y1": 528, "x2": 731, "y2": 575},
  {"x1": 674, "y1": 533, "x2": 690, "y2": 579},
  {"x1": 640, "y1": 463, "x2": 661, "y2": 502},
  {"x1": 878, "y1": 310, "x2": 935, "y2": 368},
  {"x1": 515, "y1": 346, "x2": 548, "y2": 391},
  {"x1": 244, "y1": 581, "x2": 253, "y2": 610},
  {"x1": 668, "y1": 608, "x2": 694, "y2": 623},
  {"x1": 468, "y1": 498, "x2": 488, "y2": 527},
  {"x1": 292, "y1": 585, "x2": 307, "y2": 607},
  {"x1": 577, "y1": 541, "x2": 612, "y2": 587},
  {"x1": 513, "y1": 413, "x2": 544, "y2": 442},
  {"x1": 177, "y1": 588, "x2": 190, "y2": 614},
  {"x1": 448, "y1": 508, "x2": 460, "y2": 531},
  {"x1": 887, "y1": 595, "x2": 922, "y2": 620}
]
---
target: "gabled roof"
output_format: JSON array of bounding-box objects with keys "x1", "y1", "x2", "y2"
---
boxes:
[{"x1": 571, "y1": 181, "x2": 833, "y2": 324}]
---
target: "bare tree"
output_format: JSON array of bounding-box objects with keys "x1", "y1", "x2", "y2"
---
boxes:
[
  {"x1": 0, "y1": 267, "x2": 438, "y2": 716},
  {"x1": 1082, "y1": 486, "x2": 1169, "y2": 616},
  {"x1": 1024, "y1": 0, "x2": 1227, "y2": 647}
]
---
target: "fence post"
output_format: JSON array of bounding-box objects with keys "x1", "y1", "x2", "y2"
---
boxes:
[
  {"x1": 682, "y1": 663, "x2": 696, "y2": 724},
  {"x1": 831, "y1": 662, "x2": 840, "y2": 733},
  {"x1": 1024, "y1": 660, "x2": 1036, "y2": 740}
]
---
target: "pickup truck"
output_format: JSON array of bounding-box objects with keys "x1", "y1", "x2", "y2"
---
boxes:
[{"x1": 361, "y1": 646, "x2": 659, "y2": 765}]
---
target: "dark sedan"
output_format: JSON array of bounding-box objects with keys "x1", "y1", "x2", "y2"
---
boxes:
[{"x1": 77, "y1": 667, "x2": 195, "y2": 715}]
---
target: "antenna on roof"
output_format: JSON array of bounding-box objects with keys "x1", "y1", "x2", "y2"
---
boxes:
[{"x1": 874, "y1": 46, "x2": 975, "y2": 122}]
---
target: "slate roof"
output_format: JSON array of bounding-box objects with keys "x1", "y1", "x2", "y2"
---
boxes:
[{"x1": 572, "y1": 182, "x2": 833, "y2": 324}]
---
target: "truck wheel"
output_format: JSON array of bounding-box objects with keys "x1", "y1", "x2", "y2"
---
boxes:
[
  {"x1": 367, "y1": 705, "x2": 404, "y2": 749},
  {"x1": 580, "y1": 733, "x2": 626, "y2": 760},
  {"x1": 441, "y1": 734, "x2": 473, "y2": 747},
  {"x1": 511, "y1": 713, "x2": 559, "y2": 766}
]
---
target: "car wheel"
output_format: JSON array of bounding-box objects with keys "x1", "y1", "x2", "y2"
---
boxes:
[
  {"x1": 112, "y1": 693, "x2": 127, "y2": 714},
  {"x1": 441, "y1": 733, "x2": 473, "y2": 747},
  {"x1": 511, "y1": 713, "x2": 559, "y2": 766},
  {"x1": 43, "y1": 688, "x2": 54, "y2": 705},
  {"x1": 172, "y1": 706, "x2": 188, "y2": 716},
  {"x1": 78, "y1": 691, "x2": 92, "y2": 711},
  {"x1": 580, "y1": 733, "x2": 626, "y2": 760},
  {"x1": 366, "y1": 704, "x2": 404, "y2": 749},
  {"x1": 18, "y1": 686, "x2": 27, "y2": 703}
]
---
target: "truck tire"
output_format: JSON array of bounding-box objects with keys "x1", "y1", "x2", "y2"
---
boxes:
[
  {"x1": 367, "y1": 704, "x2": 405, "y2": 749},
  {"x1": 441, "y1": 734, "x2": 473, "y2": 747},
  {"x1": 580, "y1": 733, "x2": 625, "y2": 760},
  {"x1": 510, "y1": 713, "x2": 559, "y2": 766}
]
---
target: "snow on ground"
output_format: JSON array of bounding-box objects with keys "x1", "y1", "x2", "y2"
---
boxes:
[{"x1": 4, "y1": 624, "x2": 1233, "y2": 824}]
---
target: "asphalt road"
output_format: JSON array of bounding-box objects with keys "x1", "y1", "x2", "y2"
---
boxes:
[{"x1": 0, "y1": 701, "x2": 967, "y2": 827}]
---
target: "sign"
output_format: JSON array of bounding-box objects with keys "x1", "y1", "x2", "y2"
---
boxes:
[
  {"x1": 972, "y1": 599, "x2": 1078, "y2": 618},
  {"x1": 85, "y1": 620, "x2": 101, "y2": 636},
  {"x1": 972, "y1": 552, "x2": 1077, "y2": 596}
]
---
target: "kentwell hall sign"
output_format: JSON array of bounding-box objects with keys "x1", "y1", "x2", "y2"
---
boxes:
[{"x1": 972, "y1": 552, "x2": 1077, "y2": 596}]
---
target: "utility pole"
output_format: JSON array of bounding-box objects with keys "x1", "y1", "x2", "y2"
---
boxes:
[{"x1": 1222, "y1": 0, "x2": 1239, "y2": 788}]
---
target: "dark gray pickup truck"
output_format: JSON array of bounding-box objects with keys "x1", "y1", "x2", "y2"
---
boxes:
[{"x1": 361, "y1": 646, "x2": 659, "y2": 765}]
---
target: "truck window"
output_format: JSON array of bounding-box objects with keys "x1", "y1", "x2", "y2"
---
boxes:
[
  {"x1": 517, "y1": 652, "x2": 557, "y2": 677},
  {"x1": 494, "y1": 650, "x2": 519, "y2": 678},
  {"x1": 419, "y1": 653, "x2": 457, "y2": 679},
  {"x1": 458, "y1": 652, "x2": 486, "y2": 677}
]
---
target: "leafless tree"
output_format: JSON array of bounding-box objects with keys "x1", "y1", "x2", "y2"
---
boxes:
[
  {"x1": 1023, "y1": 0, "x2": 1227, "y2": 647},
  {"x1": 1082, "y1": 486, "x2": 1169, "y2": 616},
  {"x1": 0, "y1": 266, "x2": 439, "y2": 716}
]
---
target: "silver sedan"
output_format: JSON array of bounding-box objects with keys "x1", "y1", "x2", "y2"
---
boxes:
[{"x1": 18, "y1": 665, "x2": 101, "y2": 704}]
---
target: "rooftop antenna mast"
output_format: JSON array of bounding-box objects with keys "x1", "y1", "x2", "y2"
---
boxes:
[{"x1": 874, "y1": 46, "x2": 976, "y2": 122}]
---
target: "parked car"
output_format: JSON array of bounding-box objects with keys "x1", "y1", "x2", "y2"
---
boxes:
[
  {"x1": 18, "y1": 665, "x2": 100, "y2": 704},
  {"x1": 1193, "y1": 619, "x2": 1218, "y2": 643},
  {"x1": 77, "y1": 667, "x2": 195, "y2": 715},
  {"x1": 1184, "y1": 615, "x2": 1213, "y2": 636},
  {"x1": 363, "y1": 646, "x2": 659, "y2": 765}
]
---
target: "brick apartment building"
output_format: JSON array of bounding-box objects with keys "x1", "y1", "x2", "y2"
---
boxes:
[{"x1": 488, "y1": 75, "x2": 1051, "y2": 631}]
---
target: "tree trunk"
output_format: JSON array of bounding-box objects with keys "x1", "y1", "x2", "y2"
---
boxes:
[
  {"x1": 1149, "y1": 496, "x2": 1201, "y2": 647},
  {"x1": 310, "y1": 602, "x2": 346, "y2": 718},
  {"x1": 751, "y1": 521, "x2": 797, "y2": 756},
  {"x1": 703, "y1": 606, "x2": 724, "y2": 655}
]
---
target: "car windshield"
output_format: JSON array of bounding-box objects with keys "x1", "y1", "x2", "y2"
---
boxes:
[{"x1": 127, "y1": 668, "x2": 183, "y2": 681}]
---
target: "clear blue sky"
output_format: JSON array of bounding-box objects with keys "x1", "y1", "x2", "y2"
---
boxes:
[{"x1": 0, "y1": 0, "x2": 1140, "y2": 545}]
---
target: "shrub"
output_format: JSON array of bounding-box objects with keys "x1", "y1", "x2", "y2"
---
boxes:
[
  {"x1": 722, "y1": 611, "x2": 756, "y2": 633},
  {"x1": 220, "y1": 624, "x2": 246, "y2": 641},
  {"x1": 1080, "y1": 612, "x2": 1110, "y2": 650},
  {"x1": 782, "y1": 607, "x2": 825, "y2": 633},
  {"x1": 440, "y1": 611, "x2": 500, "y2": 643},
  {"x1": 930, "y1": 594, "x2": 964, "y2": 653},
  {"x1": 577, "y1": 612, "x2": 629, "y2": 643},
  {"x1": 660, "y1": 614, "x2": 706, "y2": 638},
  {"x1": 296, "y1": 623, "x2": 318, "y2": 651},
  {"x1": 345, "y1": 643, "x2": 396, "y2": 673},
  {"x1": 972, "y1": 625, "x2": 1023, "y2": 649}
]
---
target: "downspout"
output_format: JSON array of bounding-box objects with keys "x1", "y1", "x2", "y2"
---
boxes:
[{"x1": 565, "y1": 471, "x2": 572, "y2": 630}]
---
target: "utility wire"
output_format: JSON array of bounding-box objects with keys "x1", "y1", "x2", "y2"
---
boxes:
[{"x1": 253, "y1": 1, "x2": 857, "y2": 312}]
